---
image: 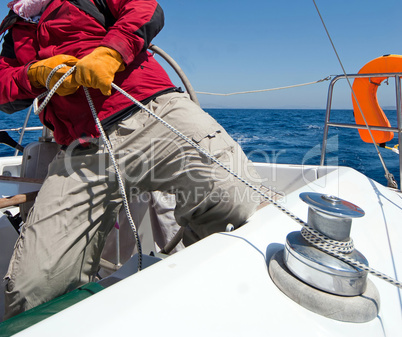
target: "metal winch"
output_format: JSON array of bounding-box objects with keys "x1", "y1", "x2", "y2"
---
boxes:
[{"x1": 283, "y1": 192, "x2": 368, "y2": 296}]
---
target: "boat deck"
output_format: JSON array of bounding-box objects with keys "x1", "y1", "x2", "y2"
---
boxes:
[{"x1": 1, "y1": 162, "x2": 399, "y2": 336}]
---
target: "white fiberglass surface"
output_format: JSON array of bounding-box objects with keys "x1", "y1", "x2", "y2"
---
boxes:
[{"x1": 17, "y1": 165, "x2": 402, "y2": 336}]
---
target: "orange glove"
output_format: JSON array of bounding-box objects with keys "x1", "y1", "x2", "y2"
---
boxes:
[
  {"x1": 27, "y1": 55, "x2": 80, "y2": 96},
  {"x1": 74, "y1": 47, "x2": 125, "y2": 96}
]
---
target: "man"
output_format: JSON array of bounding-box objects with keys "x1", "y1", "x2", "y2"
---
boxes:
[{"x1": 0, "y1": 0, "x2": 261, "y2": 319}]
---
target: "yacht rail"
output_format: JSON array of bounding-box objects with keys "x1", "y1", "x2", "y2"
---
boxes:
[{"x1": 320, "y1": 72, "x2": 402, "y2": 190}]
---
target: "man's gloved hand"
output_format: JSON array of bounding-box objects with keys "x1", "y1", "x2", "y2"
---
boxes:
[
  {"x1": 74, "y1": 46, "x2": 125, "y2": 96},
  {"x1": 27, "y1": 55, "x2": 80, "y2": 96}
]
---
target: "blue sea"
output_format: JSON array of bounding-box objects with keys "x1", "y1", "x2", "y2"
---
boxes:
[{"x1": 0, "y1": 108, "x2": 400, "y2": 187}]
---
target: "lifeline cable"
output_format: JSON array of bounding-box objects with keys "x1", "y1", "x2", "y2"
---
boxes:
[
  {"x1": 312, "y1": 0, "x2": 398, "y2": 189},
  {"x1": 34, "y1": 65, "x2": 402, "y2": 289},
  {"x1": 195, "y1": 77, "x2": 331, "y2": 96}
]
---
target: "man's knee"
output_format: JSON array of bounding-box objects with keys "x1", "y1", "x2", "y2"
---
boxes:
[{"x1": 178, "y1": 181, "x2": 260, "y2": 245}]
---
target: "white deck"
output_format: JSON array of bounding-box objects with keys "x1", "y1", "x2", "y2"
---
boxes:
[{"x1": 9, "y1": 163, "x2": 401, "y2": 336}]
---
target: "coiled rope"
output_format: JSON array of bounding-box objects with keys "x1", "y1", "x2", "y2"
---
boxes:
[
  {"x1": 301, "y1": 226, "x2": 355, "y2": 254},
  {"x1": 34, "y1": 65, "x2": 402, "y2": 289}
]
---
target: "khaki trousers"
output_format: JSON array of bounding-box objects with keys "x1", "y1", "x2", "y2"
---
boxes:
[{"x1": 4, "y1": 92, "x2": 261, "y2": 319}]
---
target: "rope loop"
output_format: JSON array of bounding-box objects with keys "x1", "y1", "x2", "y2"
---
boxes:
[
  {"x1": 33, "y1": 65, "x2": 76, "y2": 116},
  {"x1": 301, "y1": 225, "x2": 355, "y2": 254},
  {"x1": 45, "y1": 64, "x2": 68, "y2": 89}
]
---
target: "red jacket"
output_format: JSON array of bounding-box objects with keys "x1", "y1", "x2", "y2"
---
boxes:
[{"x1": 0, "y1": 0, "x2": 175, "y2": 145}]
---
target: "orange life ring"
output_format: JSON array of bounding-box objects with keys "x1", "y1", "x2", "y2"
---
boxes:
[{"x1": 351, "y1": 54, "x2": 402, "y2": 144}]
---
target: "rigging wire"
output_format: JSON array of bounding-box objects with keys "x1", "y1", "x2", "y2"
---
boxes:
[{"x1": 312, "y1": 0, "x2": 398, "y2": 189}]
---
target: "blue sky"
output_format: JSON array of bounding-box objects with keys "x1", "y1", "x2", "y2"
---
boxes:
[
  {"x1": 154, "y1": 0, "x2": 402, "y2": 109},
  {"x1": 1, "y1": 0, "x2": 401, "y2": 109}
]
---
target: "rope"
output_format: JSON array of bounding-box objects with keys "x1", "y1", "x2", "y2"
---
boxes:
[
  {"x1": 83, "y1": 86, "x2": 143, "y2": 271},
  {"x1": 33, "y1": 65, "x2": 73, "y2": 115},
  {"x1": 111, "y1": 81, "x2": 402, "y2": 289},
  {"x1": 301, "y1": 223, "x2": 402, "y2": 287},
  {"x1": 34, "y1": 65, "x2": 143, "y2": 272},
  {"x1": 384, "y1": 144, "x2": 400, "y2": 155},
  {"x1": 33, "y1": 65, "x2": 402, "y2": 289},
  {"x1": 304, "y1": 231, "x2": 402, "y2": 288},
  {"x1": 195, "y1": 76, "x2": 331, "y2": 96},
  {"x1": 301, "y1": 226, "x2": 354, "y2": 254}
]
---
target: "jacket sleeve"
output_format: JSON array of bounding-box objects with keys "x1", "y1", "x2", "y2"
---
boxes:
[
  {"x1": 0, "y1": 26, "x2": 43, "y2": 114},
  {"x1": 102, "y1": 0, "x2": 164, "y2": 65}
]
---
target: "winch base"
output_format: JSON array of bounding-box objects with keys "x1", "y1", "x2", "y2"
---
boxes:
[{"x1": 268, "y1": 249, "x2": 380, "y2": 323}]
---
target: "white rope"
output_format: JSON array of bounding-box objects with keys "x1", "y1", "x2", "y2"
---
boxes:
[
  {"x1": 301, "y1": 226, "x2": 354, "y2": 254},
  {"x1": 195, "y1": 76, "x2": 331, "y2": 96},
  {"x1": 83, "y1": 86, "x2": 143, "y2": 271},
  {"x1": 33, "y1": 65, "x2": 74, "y2": 115},
  {"x1": 111, "y1": 82, "x2": 402, "y2": 289},
  {"x1": 45, "y1": 64, "x2": 67, "y2": 89},
  {"x1": 33, "y1": 65, "x2": 401, "y2": 289},
  {"x1": 34, "y1": 65, "x2": 143, "y2": 271},
  {"x1": 303, "y1": 228, "x2": 402, "y2": 288}
]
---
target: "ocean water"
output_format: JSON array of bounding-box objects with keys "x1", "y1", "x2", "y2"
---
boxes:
[
  {"x1": 206, "y1": 108, "x2": 400, "y2": 188},
  {"x1": 0, "y1": 108, "x2": 400, "y2": 187}
]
